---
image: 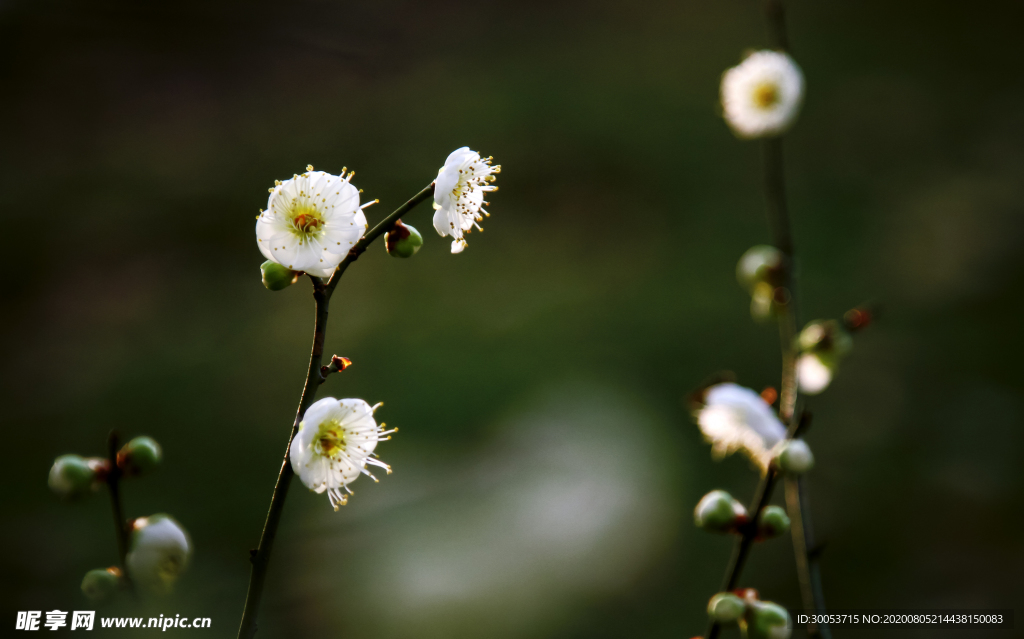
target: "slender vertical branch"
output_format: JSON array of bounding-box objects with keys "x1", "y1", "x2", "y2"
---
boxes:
[
  {"x1": 237, "y1": 183, "x2": 434, "y2": 639},
  {"x1": 706, "y1": 3, "x2": 833, "y2": 635},
  {"x1": 105, "y1": 430, "x2": 131, "y2": 587}
]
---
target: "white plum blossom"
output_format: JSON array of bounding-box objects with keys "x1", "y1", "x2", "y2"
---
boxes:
[
  {"x1": 256, "y1": 165, "x2": 375, "y2": 274},
  {"x1": 721, "y1": 50, "x2": 804, "y2": 139},
  {"x1": 290, "y1": 397, "x2": 395, "y2": 510},
  {"x1": 432, "y1": 147, "x2": 500, "y2": 253},
  {"x1": 126, "y1": 514, "x2": 191, "y2": 594},
  {"x1": 696, "y1": 383, "x2": 787, "y2": 472},
  {"x1": 797, "y1": 353, "x2": 833, "y2": 395}
]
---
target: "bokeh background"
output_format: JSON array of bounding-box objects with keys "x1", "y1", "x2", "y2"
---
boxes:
[{"x1": 2, "y1": 0, "x2": 1022, "y2": 636}]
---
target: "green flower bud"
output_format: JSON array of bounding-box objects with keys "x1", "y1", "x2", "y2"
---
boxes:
[
  {"x1": 797, "y1": 320, "x2": 852, "y2": 357},
  {"x1": 127, "y1": 514, "x2": 192, "y2": 595},
  {"x1": 708, "y1": 592, "x2": 747, "y2": 624},
  {"x1": 695, "y1": 490, "x2": 748, "y2": 533},
  {"x1": 775, "y1": 439, "x2": 814, "y2": 475},
  {"x1": 117, "y1": 436, "x2": 162, "y2": 476},
  {"x1": 757, "y1": 505, "x2": 791, "y2": 539},
  {"x1": 260, "y1": 260, "x2": 299, "y2": 291},
  {"x1": 742, "y1": 600, "x2": 791, "y2": 639},
  {"x1": 81, "y1": 568, "x2": 122, "y2": 602},
  {"x1": 48, "y1": 455, "x2": 105, "y2": 498},
  {"x1": 385, "y1": 222, "x2": 423, "y2": 258},
  {"x1": 737, "y1": 245, "x2": 784, "y2": 291}
]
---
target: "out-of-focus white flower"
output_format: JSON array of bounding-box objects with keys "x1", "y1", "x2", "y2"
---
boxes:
[
  {"x1": 696, "y1": 383, "x2": 786, "y2": 472},
  {"x1": 797, "y1": 352, "x2": 833, "y2": 395},
  {"x1": 126, "y1": 514, "x2": 191, "y2": 594},
  {"x1": 721, "y1": 51, "x2": 804, "y2": 139},
  {"x1": 432, "y1": 147, "x2": 500, "y2": 253},
  {"x1": 256, "y1": 165, "x2": 374, "y2": 273},
  {"x1": 290, "y1": 397, "x2": 395, "y2": 510}
]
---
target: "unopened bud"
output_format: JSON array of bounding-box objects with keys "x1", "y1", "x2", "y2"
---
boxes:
[
  {"x1": 81, "y1": 567, "x2": 122, "y2": 602},
  {"x1": 757, "y1": 505, "x2": 791, "y2": 539},
  {"x1": 261, "y1": 260, "x2": 299, "y2": 291},
  {"x1": 742, "y1": 600, "x2": 791, "y2": 639},
  {"x1": 117, "y1": 436, "x2": 162, "y2": 476},
  {"x1": 695, "y1": 490, "x2": 748, "y2": 533},
  {"x1": 737, "y1": 245, "x2": 784, "y2": 291},
  {"x1": 797, "y1": 320, "x2": 852, "y2": 357},
  {"x1": 775, "y1": 439, "x2": 814, "y2": 475},
  {"x1": 385, "y1": 221, "x2": 423, "y2": 258},
  {"x1": 49, "y1": 455, "x2": 106, "y2": 498},
  {"x1": 708, "y1": 592, "x2": 747, "y2": 624},
  {"x1": 126, "y1": 514, "x2": 192, "y2": 595},
  {"x1": 796, "y1": 353, "x2": 833, "y2": 395}
]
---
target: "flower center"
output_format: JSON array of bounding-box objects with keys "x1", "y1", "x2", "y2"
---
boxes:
[
  {"x1": 752, "y1": 82, "x2": 780, "y2": 109},
  {"x1": 315, "y1": 420, "x2": 345, "y2": 457},
  {"x1": 290, "y1": 205, "x2": 324, "y2": 239}
]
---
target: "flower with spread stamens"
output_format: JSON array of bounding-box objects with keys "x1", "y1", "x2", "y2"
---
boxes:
[
  {"x1": 256, "y1": 165, "x2": 375, "y2": 275},
  {"x1": 432, "y1": 147, "x2": 500, "y2": 253},
  {"x1": 721, "y1": 51, "x2": 804, "y2": 139},
  {"x1": 290, "y1": 397, "x2": 395, "y2": 510},
  {"x1": 695, "y1": 383, "x2": 786, "y2": 472}
]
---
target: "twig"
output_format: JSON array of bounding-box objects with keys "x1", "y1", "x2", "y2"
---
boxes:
[
  {"x1": 237, "y1": 183, "x2": 435, "y2": 639},
  {"x1": 105, "y1": 430, "x2": 133, "y2": 590}
]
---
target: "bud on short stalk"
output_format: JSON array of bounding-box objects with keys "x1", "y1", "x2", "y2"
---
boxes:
[
  {"x1": 385, "y1": 220, "x2": 423, "y2": 258},
  {"x1": 48, "y1": 455, "x2": 109, "y2": 499},
  {"x1": 774, "y1": 439, "x2": 814, "y2": 475},
  {"x1": 126, "y1": 514, "x2": 192, "y2": 595},
  {"x1": 695, "y1": 489, "x2": 748, "y2": 533},
  {"x1": 117, "y1": 436, "x2": 162, "y2": 476},
  {"x1": 756, "y1": 505, "x2": 791, "y2": 539},
  {"x1": 741, "y1": 600, "x2": 792, "y2": 639},
  {"x1": 707, "y1": 592, "x2": 747, "y2": 624},
  {"x1": 81, "y1": 567, "x2": 122, "y2": 602},
  {"x1": 736, "y1": 245, "x2": 785, "y2": 292},
  {"x1": 796, "y1": 319, "x2": 852, "y2": 358},
  {"x1": 260, "y1": 260, "x2": 299, "y2": 291}
]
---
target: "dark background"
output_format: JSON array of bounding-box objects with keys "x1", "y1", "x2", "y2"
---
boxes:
[{"x1": 2, "y1": 0, "x2": 1022, "y2": 636}]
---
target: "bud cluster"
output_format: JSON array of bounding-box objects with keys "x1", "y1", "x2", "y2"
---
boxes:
[
  {"x1": 707, "y1": 589, "x2": 792, "y2": 639},
  {"x1": 48, "y1": 435, "x2": 190, "y2": 601},
  {"x1": 694, "y1": 490, "x2": 792, "y2": 541}
]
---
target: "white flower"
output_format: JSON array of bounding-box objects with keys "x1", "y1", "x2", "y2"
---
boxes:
[
  {"x1": 721, "y1": 51, "x2": 804, "y2": 139},
  {"x1": 797, "y1": 353, "x2": 833, "y2": 395},
  {"x1": 290, "y1": 397, "x2": 395, "y2": 510},
  {"x1": 126, "y1": 514, "x2": 191, "y2": 594},
  {"x1": 256, "y1": 165, "x2": 374, "y2": 274},
  {"x1": 696, "y1": 383, "x2": 786, "y2": 472},
  {"x1": 432, "y1": 147, "x2": 500, "y2": 253}
]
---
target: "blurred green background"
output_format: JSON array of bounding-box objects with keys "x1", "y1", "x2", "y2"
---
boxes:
[{"x1": 2, "y1": 0, "x2": 1022, "y2": 636}]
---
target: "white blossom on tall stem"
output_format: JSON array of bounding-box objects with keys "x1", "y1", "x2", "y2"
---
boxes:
[
  {"x1": 720, "y1": 50, "x2": 804, "y2": 139},
  {"x1": 256, "y1": 165, "x2": 375, "y2": 276},
  {"x1": 696, "y1": 382, "x2": 786, "y2": 472},
  {"x1": 432, "y1": 147, "x2": 500, "y2": 253},
  {"x1": 290, "y1": 397, "x2": 395, "y2": 511}
]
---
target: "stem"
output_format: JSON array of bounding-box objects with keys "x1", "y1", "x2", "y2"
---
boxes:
[
  {"x1": 105, "y1": 430, "x2": 132, "y2": 587},
  {"x1": 237, "y1": 182, "x2": 434, "y2": 639},
  {"x1": 327, "y1": 184, "x2": 435, "y2": 294},
  {"x1": 786, "y1": 477, "x2": 831, "y2": 639},
  {"x1": 707, "y1": 3, "x2": 831, "y2": 634}
]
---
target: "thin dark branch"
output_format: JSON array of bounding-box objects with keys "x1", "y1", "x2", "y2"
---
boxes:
[
  {"x1": 326, "y1": 183, "x2": 435, "y2": 294},
  {"x1": 786, "y1": 477, "x2": 832, "y2": 639},
  {"x1": 105, "y1": 430, "x2": 133, "y2": 590},
  {"x1": 237, "y1": 183, "x2": 435, "y2": 639}
]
